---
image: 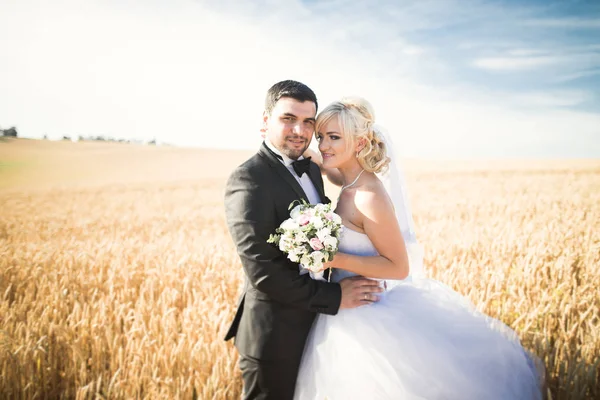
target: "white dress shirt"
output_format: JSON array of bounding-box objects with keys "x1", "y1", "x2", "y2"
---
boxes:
[{"x1": 265, "y1": 139, "x2": 321, "y2": 205}]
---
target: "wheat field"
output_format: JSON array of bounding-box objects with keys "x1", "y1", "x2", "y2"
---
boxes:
[{"x1": 1, "y1": 138, "x2": 599, "y2": 399}]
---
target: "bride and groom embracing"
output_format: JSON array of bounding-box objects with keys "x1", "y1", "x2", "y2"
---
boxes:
[{"x1": 224, "y1": 80, "x2": 545, "y2": 400}]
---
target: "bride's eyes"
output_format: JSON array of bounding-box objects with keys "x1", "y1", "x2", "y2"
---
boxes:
[{"x1": 315, "y1": 134, "x2": 340, "y2": 141}]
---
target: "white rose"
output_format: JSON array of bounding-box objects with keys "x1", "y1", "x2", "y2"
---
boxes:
[
  {"x1": 316, "y1": 227, "x2": 331, "y2": 242},
  {"x1": 279, "y1": 236, "x2": 290, "y2": 252},
  {"x1": 309, "y1": 251, "x2": 325, "y2": 272},
  {"x1": 310, "y1": 216, "x2": 324, "y2": 229},
  {"x1": 288, "y1": 251, "x2": 300, "y2": 263},
  {"x1": 323, "y1": 235, "x2": 338, "y2": 249},
  {"x1": 311, "y1": 251, "x2": 325, "y2": 262},
  {"x1": 294, "y1": 231, "x2": 308, "y2": 244},
  {"x1": 281, "y1": 218, "x2": 300, "y2": 231},
  {"x1": 314, "y1": 203, "x2": 327, "y2": 213},
  {"x1": 290, "y1": 204, "x2": 303, "y2": 219},
  {"x1": 332, "y1": 213, "x2": 342, "y2": 225},
  {"x1": 300, "y1": 254, "x2": 312, "y2": 268},
  {"x1": 310, "y1": 261, "x2": 323, "y2": 272}
]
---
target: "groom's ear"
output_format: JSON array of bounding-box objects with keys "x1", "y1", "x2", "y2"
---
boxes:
[{"x1": 262, "y1": 111, "x2": 269, "y2": 130}]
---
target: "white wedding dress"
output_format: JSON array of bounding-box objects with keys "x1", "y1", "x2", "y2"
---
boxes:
[{"x1": 294, "y1": 227, "x2": 543, "y2": 400}]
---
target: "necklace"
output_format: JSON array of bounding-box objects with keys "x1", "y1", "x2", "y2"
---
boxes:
[{"x1": 339, "y1": 169, "x2": 365, "y2": 196}]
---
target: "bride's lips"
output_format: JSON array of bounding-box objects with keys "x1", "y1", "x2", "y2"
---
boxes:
[{"x1": 322, "y1": 153, "x2": 334, "y2": 159}]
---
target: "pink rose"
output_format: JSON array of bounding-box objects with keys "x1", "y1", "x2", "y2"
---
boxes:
[
  {"x1": 325, "y1": 212, "x2": 334, "y2": 221},
  {"x1": 309, "y1": 238, "x2": 324, "y2": 251},
  {"x1": 298, "y1": 214, "x2": 311, "y2": 226}
]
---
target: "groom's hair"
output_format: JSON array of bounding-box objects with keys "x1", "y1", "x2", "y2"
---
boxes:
[{"x1": 264, "y1": 80, "x2": 318, "y2": 115}]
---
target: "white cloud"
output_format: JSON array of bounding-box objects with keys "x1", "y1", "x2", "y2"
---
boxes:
[
  {"x1": 555, "y1": 69, "x2": 600, "y2": 82},
  {"x1": 506, "y1": 48, "x2": 550, "y2": 57},
  {"x1": 511, "y1": 90, "x2": 593, "y2": 108},
  {"x1": 402, "y1": 45, "x2": 427, "y2": 56},
  {"x1": 523, "y1": 17, "x2": 600, "y2": 29},
  {"x1": 472, "y1": 48, "x2": 600, "y2": 74},
  {"x1": 472, "y1": 56, "x2": 560, "y2": 71}
]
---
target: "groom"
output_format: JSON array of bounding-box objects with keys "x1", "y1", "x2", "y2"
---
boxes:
[{"x1": 224, "y1": 80, "x2": 382, "y2": 399}]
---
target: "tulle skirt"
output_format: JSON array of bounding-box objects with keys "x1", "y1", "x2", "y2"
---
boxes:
[{"x1": 294, "y1": 278, "x2": 543, "y2": 400}]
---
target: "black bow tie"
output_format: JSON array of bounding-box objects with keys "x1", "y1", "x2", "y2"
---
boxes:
[
  {"x1": 264, "y1": 143, "x2": 311, "y2": 177},
  {"x1": 292, "y1": 157, "x2": 311, "y2": 177}
]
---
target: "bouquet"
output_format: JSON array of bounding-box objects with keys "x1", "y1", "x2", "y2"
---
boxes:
[{"x1": 267, "y1": 200, "x2": 343, "y2": 281}]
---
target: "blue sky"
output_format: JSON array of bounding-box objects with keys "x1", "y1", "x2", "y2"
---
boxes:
[{"x1": 1, "y1": 0, "x2": 599, "y2": 158}]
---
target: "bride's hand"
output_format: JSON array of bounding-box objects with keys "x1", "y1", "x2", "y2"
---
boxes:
[
  {"x1": 303, "y1": 148, "x2": 344, "y2": 186},
  {"x1": 303, "y1": 148, "x2": 322, "y2": 165},
  {"x1": 315, "y1": 258, "x2": 335, "y2": 273}
]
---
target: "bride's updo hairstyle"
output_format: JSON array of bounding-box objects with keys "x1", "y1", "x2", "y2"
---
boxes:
[{"x1": 316, "y1": 97, "x2": 390, "y2": 174}]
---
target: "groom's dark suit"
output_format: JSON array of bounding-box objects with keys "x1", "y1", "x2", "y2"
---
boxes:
[{"x1": 224, "y1": 142, "x2": 342, "y2": 399}]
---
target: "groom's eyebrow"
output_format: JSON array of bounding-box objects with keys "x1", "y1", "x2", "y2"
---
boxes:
[{"x1": 281, "y1": 113, "x2": 316, "y2": 123}]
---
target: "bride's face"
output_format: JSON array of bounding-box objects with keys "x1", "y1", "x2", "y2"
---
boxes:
[{"x1": 317, "y1": 117, "x2": 358, "y2": 169}]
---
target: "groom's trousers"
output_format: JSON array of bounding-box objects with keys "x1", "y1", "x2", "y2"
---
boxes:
[{"x1": 239, "y1": 353, "x2": 300, "y2": 400}]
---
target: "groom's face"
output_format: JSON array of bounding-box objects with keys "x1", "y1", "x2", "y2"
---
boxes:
[{"x1": 263, "y1": 97, "x2": 316, "y2": 160}]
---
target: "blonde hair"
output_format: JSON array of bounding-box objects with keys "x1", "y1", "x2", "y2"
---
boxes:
[{"x1": 316, "y1": 97, "x2": 390, "y2": 173}]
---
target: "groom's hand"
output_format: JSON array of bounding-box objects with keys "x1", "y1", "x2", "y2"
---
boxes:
[{"x1": 339, "y1": 276, "x2": 383, "y2": 309}]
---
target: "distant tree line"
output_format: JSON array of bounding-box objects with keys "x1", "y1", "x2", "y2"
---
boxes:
[
  {"x1": 1, "y1": 126, "x2": 18, "y2": 137},
  {"x1": 59, "y1": 135, "x2": 158, "y2": 145},
  {"x1": 1, "y1": 125, "x2": 162, "y2": 145}
]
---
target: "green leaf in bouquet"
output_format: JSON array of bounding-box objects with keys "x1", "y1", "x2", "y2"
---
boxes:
[
  {"x1": 288, "y1": 198, "x2": 311, "y2": 211},
  {"x1": 267, "y1": 234, "x2": 280, "y2": 244}
]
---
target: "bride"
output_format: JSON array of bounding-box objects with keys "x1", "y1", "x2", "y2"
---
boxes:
[{"x1": 294, "y1": 97, "x2": 545, "y2": 399}]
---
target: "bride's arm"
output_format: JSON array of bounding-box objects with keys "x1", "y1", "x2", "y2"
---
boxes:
[
  {"x1": 303, "y1": 148, "x2": 344, "y2": 187},
  {"x1": 329, "y1": 188, "x2": 410, "y2": 280}
]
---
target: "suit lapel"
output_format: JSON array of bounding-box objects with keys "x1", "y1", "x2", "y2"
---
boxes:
[{"x1": 258, "y1": 143, "x2": 309, "y2": 202}]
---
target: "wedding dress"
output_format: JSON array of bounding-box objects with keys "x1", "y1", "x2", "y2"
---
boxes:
[{"x1": 293, "y1": 226, "x2": 543, "y2": 400}]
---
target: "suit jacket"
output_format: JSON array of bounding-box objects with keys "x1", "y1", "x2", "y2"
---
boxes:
[{"x1": 224, "y1": 142, "x2": 342, "y2": 361}]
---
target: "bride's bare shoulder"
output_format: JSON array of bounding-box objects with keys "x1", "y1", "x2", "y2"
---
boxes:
[{"x1": 353, "y1": 177, "x2": 394, "y2": 217}]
